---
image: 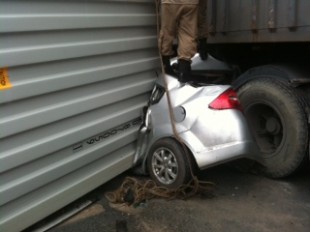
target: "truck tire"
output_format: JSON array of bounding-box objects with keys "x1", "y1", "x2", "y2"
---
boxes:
[
  {"x1": 147, "y1": 138, "x2": 192, "y2": 188},
  {"x1": 237, "y1": 77, "x2": 309, "y2": 178}
]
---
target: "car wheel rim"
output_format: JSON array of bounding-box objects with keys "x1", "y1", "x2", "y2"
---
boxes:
[
  {"x1": 151, "y1": 147, "x2": 178, "y2": 185},
  {"x1": 246, "y1": 103, "x2": 284, "y2": 155}
]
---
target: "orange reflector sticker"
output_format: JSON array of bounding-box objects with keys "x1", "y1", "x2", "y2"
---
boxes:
[{"x1": 0, "y1": 68, "x2": 12, "y2": 90}]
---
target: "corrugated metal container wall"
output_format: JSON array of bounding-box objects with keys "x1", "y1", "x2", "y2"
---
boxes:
[
  {"x1": 208, "y1": 0, "x2": 310, "y2": 43},
  {"x1": 0, "y1": 0, "x2": 160, "y2": 231}
]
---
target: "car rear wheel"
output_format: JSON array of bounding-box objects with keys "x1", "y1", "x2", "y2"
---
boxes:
[
  {"x1": 147, "y1": 138, "x2": 191, "y2": 188},
  {"x1": 238, "y1": 77, "x2": 309, "y2": 178}
]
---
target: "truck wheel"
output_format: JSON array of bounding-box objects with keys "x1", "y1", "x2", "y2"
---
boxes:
[
  {"x1": 147, "y1": 138, "x2": 191, "y2": 188},
  {"x1": 237, "y1": 77, "x2": 309, "y2": 178}
]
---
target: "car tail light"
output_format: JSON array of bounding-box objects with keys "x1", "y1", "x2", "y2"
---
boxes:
[{"x1": 209, "y1": 88, "x2": 242, "y2": 110}]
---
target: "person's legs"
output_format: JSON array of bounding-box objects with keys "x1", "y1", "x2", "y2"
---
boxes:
[
  {"x1": 177, "y1": 4, "x2": 198, "y2": 82},
  {"x1": 177, "y1": 4, "x2": 198, "y2": 61},
  {"x1": 198, "y1": 0, "x2": 208, "y2": 60},
  {"x1": 159, "y1": 4, "x2": 178, "y2": 74}
]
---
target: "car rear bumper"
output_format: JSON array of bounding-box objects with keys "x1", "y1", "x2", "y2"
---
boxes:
[
  {"x1": 189, "y1": 140, "x2": 256, "y2": 169},
  {"x1": 176, "y1": 109, "x2": 258, "y2": 170}
]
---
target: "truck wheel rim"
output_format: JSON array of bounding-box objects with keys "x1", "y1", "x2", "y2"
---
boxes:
[
  {"x1": 151, "y1": 147, "x2": 178, "y2": 185},
  {"x1": 246, "y1": 103, "x2": 284, "y2": 155}
]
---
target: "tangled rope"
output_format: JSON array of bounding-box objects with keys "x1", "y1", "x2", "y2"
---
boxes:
[{"x1": 105, "y1": 176, "x2": 214, "y2": 206}]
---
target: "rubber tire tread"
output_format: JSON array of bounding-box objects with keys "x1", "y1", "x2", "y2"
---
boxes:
[{"x1": 238, "y1": 77, "x2": 309, "y2": 178}]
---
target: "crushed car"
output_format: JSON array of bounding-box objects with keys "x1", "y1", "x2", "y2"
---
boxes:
[{"x1": 133, "y1": 55, "x2": 258, "y2": 188}]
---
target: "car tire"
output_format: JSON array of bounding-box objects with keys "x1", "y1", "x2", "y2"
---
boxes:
[
  {"x1": 237, "y1": 77, "x2": 309, "y2": 178},
  {"x1": 147, "y1": 138, "x2": 192, "y2": 188}
]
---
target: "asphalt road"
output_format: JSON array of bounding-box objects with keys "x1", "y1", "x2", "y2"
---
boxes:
[{"x1": 36, "y1": 162, "x2": 310, "y2": 232}]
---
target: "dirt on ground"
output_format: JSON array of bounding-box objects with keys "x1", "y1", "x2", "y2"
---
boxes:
[{"x1": 47, "y1": 162, "x2": 310, "y2": 232}]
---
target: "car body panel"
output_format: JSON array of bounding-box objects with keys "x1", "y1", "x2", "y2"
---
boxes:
[{"x1": 135, "y1": 58, "x2": 258, "y2": 172}]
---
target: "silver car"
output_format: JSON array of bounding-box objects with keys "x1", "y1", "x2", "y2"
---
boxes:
[{"x1": 134, "y1": 56, "x2": 257, "y2": 188}]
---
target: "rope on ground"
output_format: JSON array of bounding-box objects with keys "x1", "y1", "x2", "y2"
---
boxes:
[{"x1": 105, "y1": 176, "x2": 215, "y2": 207}]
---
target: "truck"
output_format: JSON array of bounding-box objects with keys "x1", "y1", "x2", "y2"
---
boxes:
[
  {"x1": 205, "y1": 0, "x2": 310, "y2": 178},
  {"x1": 0, "y1": 1, "x2": 159, "y2": 231}
]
